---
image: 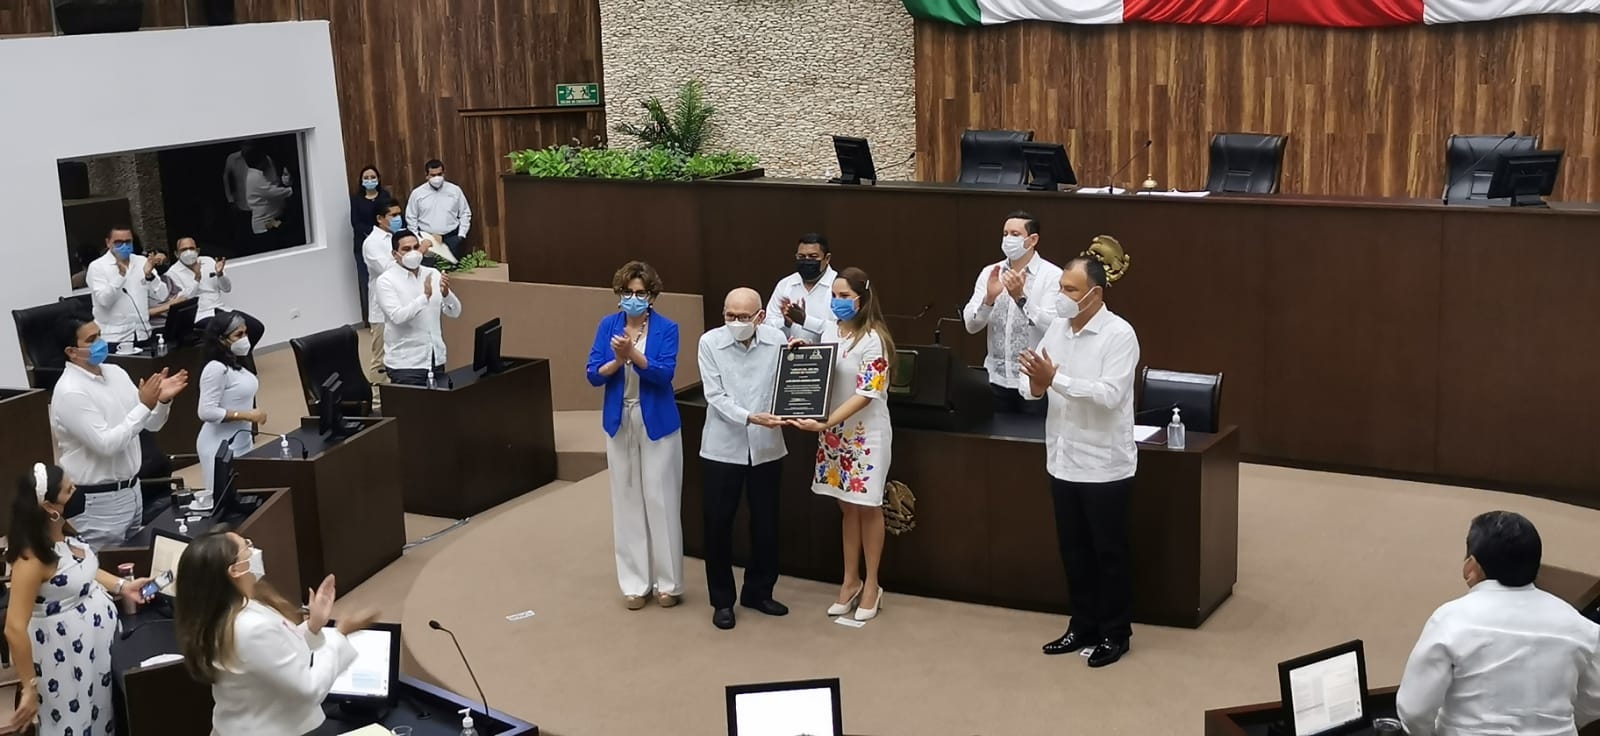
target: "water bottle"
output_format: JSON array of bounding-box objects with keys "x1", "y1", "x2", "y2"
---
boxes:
[
  {"x1": 118, "y1": 563, "x2": 138, "y2": 614},
  {"x1": 279, "y1": 434, "x2": 292, "y2": 458},
  {"x1": 155, "y1": 333, "x2": 166, "y2": 356},
  {"x1": 1166, "y1": 407, "x2": 1186, "y2": 450}
]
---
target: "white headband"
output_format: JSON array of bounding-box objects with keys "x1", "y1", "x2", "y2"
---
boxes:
[{"x1": 32, "y1": 463, "x2": 48, "y2": 502}]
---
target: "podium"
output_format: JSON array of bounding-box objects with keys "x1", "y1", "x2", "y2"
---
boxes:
[
  {"x1": 109, "y1": 344, "x2": 208, "y2": 461},
  {"x1": 100, "y1": 488, "x2": 304, "y2": 602},
  {"x1": 234, "y1": 417, "x2": 405, "y2": 592},
  {"x1": 0, "y1": 386, "x2": 52, "y2": 532},
  {"x1": 379, "y1": 357, "x2": 557, "y2": 517}
]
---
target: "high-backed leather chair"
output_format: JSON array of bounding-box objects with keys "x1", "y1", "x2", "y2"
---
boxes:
[
  {"x1": 290, "y1": 325, "x2": 373, "y2": 417},
  {"x1": 1138, "y1": 368, "x2": 1223, "y2": 434},
  {"x1": 958, "y1": 129, "x2": 1034, "y2": 186},
  {"x1": 1444, "y1": 133, "x2": 1540, "y2": 202},
  {"x1": 11, "y1": 300, "x2": 84, "y2": 391},
  {"x1": 1205, "y1": 133, "x2": 1288, "y2": 194}
]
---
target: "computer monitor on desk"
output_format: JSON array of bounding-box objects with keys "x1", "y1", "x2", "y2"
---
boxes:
[
  {"x1": 318, "y1": 373, "x2": 362, "y2": 442},
  {"x1": 886, "y1": 344, "x2": 991, "y2": 432},
  {"x1": 473, "y1": 318, "x2": 505, "y2": 374}
]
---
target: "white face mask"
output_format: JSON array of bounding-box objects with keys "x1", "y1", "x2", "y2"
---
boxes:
[
  {"x1": 428, "y1": 175, "x2": 445, "y2": 189},
  {"x1": 233, "y1": 547, "x2": 266, "y2": 582},
  {"x1": 229, "y1": 336, "x2": 252, "y2": 356},
  {"x1": 1056, "y1": 287, "x2": 1097, "y2": 320},
  {"x1": 400, "y1": 250, "x2": 424, "y2": 270},
  {"x1": 726, "y1": 320, "x2": 756, "y2": 342},
  {"x1": 178, "y1": 250, "x2": 200, "y2": 266},
  {"x1": 1001, "y1": 235, "x2": 1028, "y2": 262}
]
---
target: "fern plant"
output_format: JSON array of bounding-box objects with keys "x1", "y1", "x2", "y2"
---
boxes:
[{"x1": 613, "y1": 80, "x2": 716, "y2": 155}]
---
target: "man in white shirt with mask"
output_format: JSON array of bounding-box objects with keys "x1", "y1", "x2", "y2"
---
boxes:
[
  {"x1": 50, "y1": 315, "x2": 189, "y2": 548},
  {"x1": 405, "y1": 159, "x2": 472, "y2": 259},
  {"x1": 375, "y1": 230, "x2": 462, "y2": 386},
  {"x1": 1398, "y1": 511, "x2": 1600, "y2": 736},
  {"x1": 1019, "y1": 254, "x2": 1139, "y2": 669},
  {"x1": 697, "y1": 287, "x2": 790, "y2": 631},
  {"x1": 86, "y1": 226, "x2": 168, "y2": 348},
  {"x1": 362, "y1": 198, "x2": 404, "y2": 380},
  {"x1": 763, "y1": 232, "x2": 836, "y2": 342},
  {"x1": 963, "y1": 211, "x2": 1061, "y2": 414},
  {"x1": 167, "y1": 237, "x2": 232, "y2": 321}
]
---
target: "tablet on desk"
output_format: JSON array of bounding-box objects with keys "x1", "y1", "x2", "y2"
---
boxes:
[
  {"x1": 726, "y1": 678, "x2": 842, "y2": 736},
  {"x1": 326, "y1": 622, "x2": 401, "y2": 707},
  {"x1": 1278, "y1": 639, "x2": 1371, "y2": 736}
]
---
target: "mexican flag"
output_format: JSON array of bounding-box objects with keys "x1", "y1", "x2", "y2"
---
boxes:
[{"x1": 902, "y1": 0, "x2": 1600, "y2": 27}]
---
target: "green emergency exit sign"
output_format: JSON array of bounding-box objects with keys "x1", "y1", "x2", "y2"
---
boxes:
[{"x1": 556, "y1": 83, "x2": 600, "y2": 107}]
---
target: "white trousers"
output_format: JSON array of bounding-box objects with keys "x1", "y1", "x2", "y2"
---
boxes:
[
  {"x1": 73, "y1": 483, "x2": 142, "y2": 550},
  {"x1": 605, "y1": 403, "x2": 684, "y2": 597}
]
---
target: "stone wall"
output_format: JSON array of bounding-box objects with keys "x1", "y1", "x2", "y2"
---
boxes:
[{"x1": 599, "y1": 0, "x2": 916, "y2": 180}]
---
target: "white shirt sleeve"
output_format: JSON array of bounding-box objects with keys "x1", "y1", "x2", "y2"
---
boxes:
[
  {"x1": 854, "y1": 334, "x2": 889, "y2": 400},
  {"x1": 52, "y1": 386, "x2": 153, "y2": 458},
  {"x1": 214, "y1": 259, "x2": 232, "y2": 293},
  {"x1": 363, "y1": 236, "x2": 394, "y2": 279},
  {"x1": 1050, "y1": 327, "x2": 1139, "y2": 409},
  {"x1": 1396, "y1": 615, "x2": 1452, "y2": 736},
  {"x1": 375, "y1": 274, "x2": 426, "y2": 325},
  {"x1": 440, "y1": 287, "x2": 462, "y2": 319},
  {"x1": 763, "y1": 282, "x2": 788, "y2": 333},
  {"x1": 233, "y1": 616, "x2": 357, "y2": 703},
  {"x1": 699, "y1": 336, "x2": 750, "y2": 426},
  {"x1": 197, "y1": 362, "x2": 228, "y2": 424},
  {"x1": 962, "y1": 266, "x2": 994, "y2": 334},
  {"x1": 404, "y1": 192, "x2": 422, "y2": 232},
  {"x1": 1577, "y1": 631, "x2": 1600, "y2": 728},
  {"x1": 87, "y1": 259, "x2": 127, "y2": 310},
  {"x1": 455, "y1": 186, "x2": 472, "y2": 238},
  {"x1": 146, "y1": 266, "x2": 170, "y2": 303},
  {"x1": 168, "y1": 266, "x2": 197, "y2": 300}
]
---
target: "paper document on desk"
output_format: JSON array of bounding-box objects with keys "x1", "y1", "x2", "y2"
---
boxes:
[
  {"x1": 1135, "y1": 190, "x2": 1211, "y2": 198},
  {"x1": 1134, "y1": 425, "x2": 1163, "y2": 443},
  {"x1": 336, "y1": 725, "x2": 392, "y2": 736},
  {"x1": 139, "y1": 653, "x2": 184, "y2": 668},
  {"x1": 1075, "y1": 186, "x2": 1128, "y2": 195}
]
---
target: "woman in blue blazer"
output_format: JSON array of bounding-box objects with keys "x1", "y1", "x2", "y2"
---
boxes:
[{"x1": 586, "y1": 261, "x2": 685, "y2": 610}]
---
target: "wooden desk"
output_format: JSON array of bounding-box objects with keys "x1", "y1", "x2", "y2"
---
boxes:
[
  {"x1": 379, "y1": 358, "x2": 557, "y2": 517},
  {"x1": 507, "y1": 175, "x2": 1600, "y2": 508},
  {"x1": 0, "y1": 386, "x2": 51, "y2": 532},
  {"x1": 234, "y1": 417, "x2": 405, "y2": 592},
  {"x1": 108, "y1": 343, "x2": 208, "y2": 462},
  {"x1": 676, "y1": 385, "x2": 1240, "y2": 627}
]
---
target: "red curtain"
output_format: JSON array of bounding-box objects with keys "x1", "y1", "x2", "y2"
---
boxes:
[
  {"x1": 1124, "y1": 0, "x2": 1270, "y2": 24},
  {"x1": 1265, "y1": 0, "x2": 1423, "y2": 26}
]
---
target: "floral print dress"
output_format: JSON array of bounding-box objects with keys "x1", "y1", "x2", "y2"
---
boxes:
[
  {"x1": 28, "y1": 537, "x2": 118, "y2": 736},
  {"x1": 811, "y1": 326, "x2": 892, "y2": 506}
]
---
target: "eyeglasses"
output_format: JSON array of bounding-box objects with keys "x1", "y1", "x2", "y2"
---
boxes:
[
  {"x1": 234, "y1": 537, "x2": 254, "y2": 564},
  {"x1": 618, "y1": 289, "x2": 651, "y2": 298},
  {"x1": 723, "y1": 313, "x2": 758, "y2": 322}
]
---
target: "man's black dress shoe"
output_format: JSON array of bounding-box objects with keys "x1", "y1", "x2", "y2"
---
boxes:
[
  {"x1": 1042, "y1": 630, "x2": 1095, "y2": 655},
  {"x1": 713, "y1": 608, "x2": 736, "y2": 630},
  {"x1": 741, "y1": 599, "x2": 790, "y2": 617},
  {"x1": 1087, "y1": 639, "x2": 1130, "y2": 667}
]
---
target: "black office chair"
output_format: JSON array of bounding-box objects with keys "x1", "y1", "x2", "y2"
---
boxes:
[
  {"x1": 1138, "y1": 368, "x2": 1223, "y2": 434},
  {"x1": 1443, "y1": 133, "x2": 1541, "y2": 202},
  {"x1": 11, "y1": 299, "x2": 83, "y2": 391},
  {"x1": 290, "y1": 325, "x2": 374, "y2": 417},
  {"x1": 958, "y1": 129, "x2": 1034, "y2": 186},
  {"x1": 1205, "y1": 134, "x2": 1287, "y2": 194}
]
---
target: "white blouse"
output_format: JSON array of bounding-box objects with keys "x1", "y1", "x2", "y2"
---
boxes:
[{"x1": 210, "y1": 600, "x2": 356, "y2": 736}]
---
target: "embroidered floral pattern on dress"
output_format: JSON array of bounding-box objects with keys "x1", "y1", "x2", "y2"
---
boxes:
[
  {"x1": 858, "y1": 356, "x2": 889, "y2": 393},
  {"x1": 814, "y1": 420, "x2": 876, "y2": 494}
]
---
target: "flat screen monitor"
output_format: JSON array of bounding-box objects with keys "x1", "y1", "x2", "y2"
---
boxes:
[
  {"x1": 473, "y1": 318, "x2": 504, "y2": 373},
  {"x1": 831, "y1": 135, "x2": 877, "y2": 185},
  {"x1": 1022, "y1": 142, "x2": 1076, "y2": 191},
  {"x1": 210, "y1": 442, "x2": 236, "y2": 516},
  {"x1": 160, "y1": 297, "x2": 199, "y2": 347},
  {"x1": 317, "y1": 373, "x2": 348, "y2": 440},
  {"x1": 1277, "y1": 640, "x2": 1370, "y2": 736},
  {"x1": 325, "y1": 622, "x2": 401, "y2": 706},
  {"x1": 149, "y1": 528, "x2": 190, "y2": 600},
  {"x1": 1487, "y1": 149, "x2": 1563, "y2": 207},
  {"x1": 726, "y1": 678, "x2": 842, "y2": 736}
]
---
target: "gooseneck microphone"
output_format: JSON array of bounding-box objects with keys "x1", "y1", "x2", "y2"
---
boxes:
[
  {"x1": 429, "y1": 619, "x2": 490, "y2": 721},
  {"x1": 1106, "y1": 139, "x2": 1153, "y2": 192},
  {"x1": 1442, "y1": 130, "x2": 1516, "y2": 204},
  {"x1": 119, "y1": 286, "x2": 154, "y2": 344}
]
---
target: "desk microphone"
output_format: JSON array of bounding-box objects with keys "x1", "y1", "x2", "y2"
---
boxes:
[
  {"x1": 1105, "y1": 139, "x2": 1152, "y2": 192},
  {"x1": 884, "y1": 302, "x2": 932, "y2": 322},
  {"x1": 933, "y1": 316, "x2": 966, "y2": 346},
  {"x1": 1134, "y1": 402, "x2": 1179, "y2": 419},
  {"x1": 875, "y1": 151, "x2": 916, "y2": 179},
  {"x1": 119, "y1": 286, "x2": 154, "y2": 345},
  {"x1": 1442, "y1": 130, "x2": 1516, "y2": 204},
  {"x1": 429, "y1": 619, "x2": 490, "y2": 722}
]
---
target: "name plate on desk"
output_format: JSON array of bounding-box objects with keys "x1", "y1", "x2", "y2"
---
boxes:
[{"x1": 771, "y1": 344, "x2": 835, "y2": 419}]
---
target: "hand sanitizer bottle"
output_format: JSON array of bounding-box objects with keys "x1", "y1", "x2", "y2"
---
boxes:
[
  {"x1": 426, "y1": 369, "x2": 437, "y2": 390},
  {"x1": 155, "y1": 333, "x2": 166, "y2": 356},
  {"x1": 279, "y1": 434, "x2": 292, "y2": 458},
  {"x1": 458, "y1": 707, "x2": 479, "y2": 736},
  {"x1": 1166, "y1": 407, "x2": 1186, "y2": 450}
]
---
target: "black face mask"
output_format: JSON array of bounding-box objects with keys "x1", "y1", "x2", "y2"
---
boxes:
[{"x1": 796, "y1": 259, "x2": 824, "y2": 282}]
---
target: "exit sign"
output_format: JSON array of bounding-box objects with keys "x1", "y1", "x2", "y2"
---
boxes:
[{"x1": 556, "y1": 83, "x2": 600, "y2": 107}]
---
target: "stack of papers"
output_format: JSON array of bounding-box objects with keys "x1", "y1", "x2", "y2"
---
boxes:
[
  {"x1": 1075, "y1": 186, "x2": 1128, "y2": 195},
  {"x1": 336, "y1": 725, "x2": 393, "y2": 736},
  {"x1": 1134, "y1": 190, "x2": 1211, "y2": 198},
  {"x1": 1134, "y1": 425, "x2": 1164, "y2": 443}
]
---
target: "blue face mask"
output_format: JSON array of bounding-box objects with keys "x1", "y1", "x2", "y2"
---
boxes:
[
  {"x1": 831, "y1": 297, "x2": 859, "y2": 322},
  {"x1": 86, "y1": 339, "x2": 109, "y2": 366},
  {"x1": 620, "y1": 295, "x2": 650, "y2": 317},
  {"x1": 362, "y1": 179, "x2": 379, "y2": 191},
  {"x1": 112, "y1": 242, "x2": 134, "y2": 261},
  {"x1": 388, "y1": 215, "x2": 404, "y2": 232}
]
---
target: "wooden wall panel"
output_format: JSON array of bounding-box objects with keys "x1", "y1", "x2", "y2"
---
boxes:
[
  {"x1": 0, "y1": 0, "x2": 53, "y2": 35},
  {"x1": 915, "y1": 16, "x2": 1600, "y2": 201},
  {"x1": 453, "y1": 0, "x2": 605, "y2": 110}
]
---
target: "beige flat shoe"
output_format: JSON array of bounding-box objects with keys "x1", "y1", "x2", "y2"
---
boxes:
[
  {"x1": 624, "y1": 595, "x2": 648, "y2": 610},
  {"x1": 656, "y1": 592, "x2": 681, "y2": 608}
]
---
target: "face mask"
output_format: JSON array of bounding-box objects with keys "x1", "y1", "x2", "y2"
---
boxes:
[
  {"x1": 831, "y1": 297, "x2": 859, "y2": 322},
  {"x1": 428, "y1": 175, "x2": 445, "y2": 189},
  {"x1": 1056, "y1": 287, "x2": 1097, "y2": 320},
  {"x1": 86, "y1": 339, "x2": 109, "y2": 366},
  {"x1": 112, "y1": 243, "x2": 134, "y2": 261},
  {"x1": 233, "y1": 547, "x2": 266, "y2": 582},
  {"x1": 388, "y1": 215, "x2": 404, "y2": 232},
  {"x1": 400, "y1": 250, "x2": 424, "y2": 270},
  {"x1": 726, "y1": 320, "x2": 756, "y2": 342},
  {"x1": 178, "y1": 250, "x2": 199, "y2": 266},
  {"x1": 362, "y1": 179, "x2": 379, "y2": 191},
  {"x1": 620, "y1": 295, "x2": 650, "y2": 317},
  {"x1": 229, "y1": 336, "x2": 252, "y2": 356},
  {"x1": 796, "y1": 260, "x2": 823, "y2": 282},
  {"x1": 1001, "y1": 235, "x2": 1028, "y2": 262}
]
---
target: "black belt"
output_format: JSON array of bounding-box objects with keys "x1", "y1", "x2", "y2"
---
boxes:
[{"x1": 76, "y1": 478, "x2": 139, "y2": 495}]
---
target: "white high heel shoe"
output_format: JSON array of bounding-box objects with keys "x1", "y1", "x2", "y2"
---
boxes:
[
  {"x1": 853, "y1": 587, "x2": 884, "y2": 622},
  {"x1": 827, "y1": 584, "x2": 864, "y2": 616}
]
